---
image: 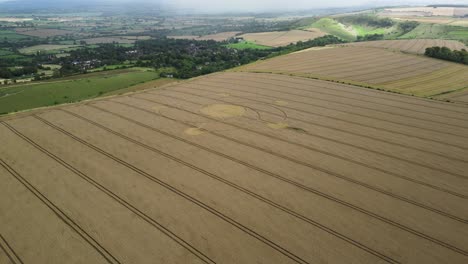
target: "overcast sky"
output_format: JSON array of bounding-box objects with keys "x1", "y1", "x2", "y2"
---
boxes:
[
  {"x1": 1, "y1": 0, "x2": 467, "y2": 12},
  {"x1": 161, "y1": 0, "x2": 468, "y2": 12}
]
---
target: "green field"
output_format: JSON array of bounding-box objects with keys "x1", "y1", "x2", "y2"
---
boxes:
[
  {"x1": 0, "y1": 69, "x2": 159, "y2": 114},
  {"x1": 399, "y1": 23, "x2": 468, "y2": 41},
  {"x1": 0, "y1": 54, "x2": 32, "y2": 62},
  {"x1": 352, "y1": 25, "x2": 386, "y2": 36},
  {"x1": 0, "y1": 30, "x2": 31, "y2": 41},
  {"x1": 19, "y1": 44, "x2": 82, "y2": 55},
  {"x1": 308, "y1": 18, "x2": 356, "y2": 41},
  {"x1": 226, "y1": 41, "x2": 272, "y2": 50},
  {"x1": 88, "y1": 64, "x2": 134, "y2": 72},
  {"x1": 0, "y1": 49, "x2": 14, "y2": 56}
]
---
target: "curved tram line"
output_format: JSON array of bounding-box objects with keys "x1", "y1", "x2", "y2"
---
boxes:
[
  {"x1": 150, "y1": 90, "x2": 468, "y2": 195},
  {"x1": 175, "y1": 81, "x2": 468, "y2": 151},
  {"x1": 129, "y1": 94, "x2": 468, "y2": 226},
  {"x1": 206, "y1": 75, "x2": 468, "y2": 122},
  {"x1": 193, "y1": 77, "x2": 468, "y2": 162},
  {"x1": 189, "y1": 79, "x2": 468, "y2": 134},
  {"x1": 168, "y1": 85, "x2": 468, "y2": 180}
]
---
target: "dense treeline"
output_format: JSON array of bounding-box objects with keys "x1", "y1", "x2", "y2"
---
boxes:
[
  {"x1": 0, "y1": 66, "x2": 37, "y2": 79},
  {"x1": 271, "y1": 35, "x2": 344, "y2": 56},
  {"x1": 356, "y1": 34, "x2": 384, "y2": 41},
  {"x1": 398, "y1": 21, "x2": 419, "y2": 33},
  {"x1": 425, "y1": 46, "x2": 468, "y2": 64},
  {"x1": 337, "y1": 15, "x2": 395, "y2": 28}
]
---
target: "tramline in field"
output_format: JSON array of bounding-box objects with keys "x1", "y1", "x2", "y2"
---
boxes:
[{"x1": 1, "y1": 71, "x2": 467, "y2": 263}]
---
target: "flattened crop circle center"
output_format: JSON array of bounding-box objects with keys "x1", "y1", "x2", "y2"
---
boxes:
[{"x1": 200, "y1": 104, "x2": 246, "y2": 119}]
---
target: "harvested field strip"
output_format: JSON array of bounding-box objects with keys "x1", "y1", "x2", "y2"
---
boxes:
[
  {"x1": 378, "y1": 66, "x2": 468, "y2": 89},
  {"x1": 0, "y1": 154, "x2": 120, "y2": 264},
  {"x1": 165, "y1": 84, "x2": 468, "y2": 177},
  {"x1": 0, "y1": 233, "x2": 23, "y2": 264},
  {"x1": 227, "y1": 72, "x2": 468, "y2": 114},
  {"x1": 285, "y1": 48, "x2": 397, "y2": 65},
  {"x1": 251, "y1": 61, "x2": 445, "y2": 86},
  {"x1": 240, "y1": 46, "x2": 468, "y2": 97},
  {"x1": 63, "y1": 102, "x2": 468, "y2": 262},
  {"x1": 383, "y1": 66, "x2": 468, "y2": 88},
  {"x1": 339, "y1": 60, "x2": 445, "y2": 81},
  {"x1": 129, "y1": 94, "x2": 468, "y2": 223},
  {"x1": 251, "y1": 50, "x2": 398, "y2": 72},
  {"x1": 331, "y1": 57, "x2": 427, "y2": 76},
  {"x1": 249, "y1": 48, "x2": 389, "y2": 68},
  {"x1": 284, "y1": 55, "x2": 415, "y2": 76},
  {"x1": 277, "y1": 51, "x2": 435, "y2": 73},
  {"x1": 26, "y1": 112, "x2": 388, "y2": 264},
  {"x1": 153, "y1": 88, "x2": 468, "y2": 194},
  {"x1": 252, "y1": 55, "x2": 445, "y2": 82},
  {"x1": 341, "y1": 39, "x2": 468, "y2": 54},
  {"x1": 437, "y1": 89, "x2": 468, "y2": 104},
  {"x1": 249, "y1": 48, "x2": 416, "y2": 69},
  {"x1": 288, "y1": 51, "x2": 398, "y2": 67},
  {"x1": 204, "y1": 75, "x2": 468, "y2": 124},
  {"x1": 177, "y1": 82, "x2": 468, "y2": 143}
]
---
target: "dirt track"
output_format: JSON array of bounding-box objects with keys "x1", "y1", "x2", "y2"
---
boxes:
[{"x1": 0, "y1": 72, "x2": 467, "y2": 263}]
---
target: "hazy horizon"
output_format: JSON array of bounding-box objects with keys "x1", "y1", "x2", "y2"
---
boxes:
[{"x1": 1, "y1": 0, "x2": 467, "y2": 13}]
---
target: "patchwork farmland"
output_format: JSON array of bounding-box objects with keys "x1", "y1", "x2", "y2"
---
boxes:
[
  {"x1": 14, "y1": 28, "x2": 74, "y2": 38},
  {"x1": 380, "y1": 6, "x2": 468, "y2": 17},
  {"x1": 238, "y1": 29, "x2": 326, "y2": 47},
  {"x1": 168, "y1": 31, "x2": 241, "y2": 41},
  {"x1": 1, "y1": 71, "x2": 468, "y2": 263},
  {"x1": 239, "y1": 46, "x2": 468, "y2": 100}
]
